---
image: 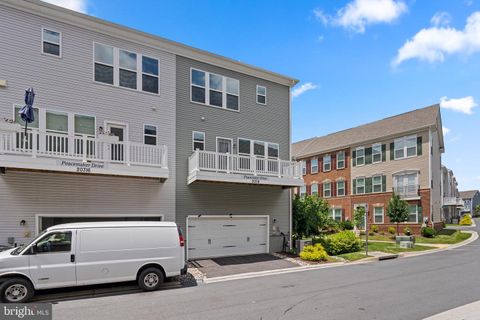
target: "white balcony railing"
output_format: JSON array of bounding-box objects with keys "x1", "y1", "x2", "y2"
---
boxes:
[
  {"x1": 393, "y1": 184, "x2": 419, "y2": 198},
  {"x1": 0, "y1": 128, "x2": 168, "y2": 168},
  {"x1": 443, "y1": 197, "x2": 457, "y2": 206},
  {"x1": 188, "y1": 150, "x2": 302, "y2": 181}
]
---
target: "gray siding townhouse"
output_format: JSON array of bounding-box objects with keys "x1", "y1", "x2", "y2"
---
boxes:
[
  {"x1": 459, "y1": 190, "x2": 480, "y2": 215},
  {"x1": 0, "y1": 0, "x2": 302, "y2": 259},
  {"x1": 441, "y1": 166, "x2": 462, "y2": 223}
]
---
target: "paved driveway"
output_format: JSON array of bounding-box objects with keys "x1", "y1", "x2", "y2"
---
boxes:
[{"x1": 190, "y1": 254, "x2": 298, "y2": 278}]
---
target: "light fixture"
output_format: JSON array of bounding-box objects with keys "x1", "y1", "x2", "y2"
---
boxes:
[{"x1": 20, "y1": 220, "x2": 26, "y2": 226}]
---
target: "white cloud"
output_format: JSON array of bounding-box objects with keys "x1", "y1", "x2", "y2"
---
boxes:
[
  {"x1": 440, "y1": 96, "x2": 478, "y2": 114},
  {"x1": 442, "y1": 126, "x2": 451, "y2": 135},
  {"x1": 431, "y1": 12, "x2": 452, "y2": 27},
  {"x1": 41, "y1": 0, "x2": 88, "y2": 13},
  {"x1": 315, "y1": 0, "x2": 407, "y2": 33},
  {"x1": 292, "y1": 83, "x2": 318, "y2": 98},
  {"x1": 392, "y1": 11, "x2": 480, "y2": 66}
]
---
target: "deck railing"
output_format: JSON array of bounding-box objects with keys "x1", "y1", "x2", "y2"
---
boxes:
[{"x1": 393, "y1": 184, "x2": 419, "y2": 198}]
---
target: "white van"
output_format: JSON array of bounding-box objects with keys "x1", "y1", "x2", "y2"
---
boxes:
[{"x1": 0, "y1": 221, "x2": 187, "y2": 303}]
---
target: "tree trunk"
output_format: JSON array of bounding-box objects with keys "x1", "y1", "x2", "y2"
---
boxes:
[{"x1": 396, "y1": 222, "x2": 400, "y2": 236}]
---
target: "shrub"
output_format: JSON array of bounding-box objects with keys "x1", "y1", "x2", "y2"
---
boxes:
[
  {"x1": 460, "y1": 214, "x2": 472, "y2": 226},
  {"x1": 388, "y1": 227, "x2": 396, "y2": 235},
  {"x1": 403, "y1": 227, "x2": 412, "y2": 236},
  {"x1": 323, "y1": 231, "x2": 362, "y2": 255},
  {"x1": 342, "y1": 220, "x2": 354, "y2": 230},
  {"x1": 359, "y1": 230, "x2": 366, "y2": 236},
  {"x1": 421, "y1": 227, "x2": 436, "y2": 238},
  {"x1": 299, "y1": 244, "x2": 329, "y2": 261},
  {"x1": 371, "y1": 225, "x2": 379, "y2": 233}
]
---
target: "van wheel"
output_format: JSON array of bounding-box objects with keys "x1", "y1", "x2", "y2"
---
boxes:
[
  {"x1": 138, "y1": 268, "x2": 164, "y2": 291},
  {"x1": 0, "y1": 278, "x2": 34, "y2": 303}
]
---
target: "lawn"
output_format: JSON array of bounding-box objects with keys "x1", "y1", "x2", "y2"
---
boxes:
[
  {"x1": 360, "y1": 230, "x2": 471, "y2": 245},
  {"x1": 363, "y1": 241, "x2": 432, "y2": 254},
  {"x1": 338, "y1": 252, "x2": 370, "y2": 261}
]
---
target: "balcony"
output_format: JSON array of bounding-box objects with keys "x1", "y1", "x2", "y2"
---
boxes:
[
  {"x1": 0, "y1": 127, "x2": 168, "y2": 179},
  {"x1": 393, "y1": 184, "x2": 420, "y2": 200},
  {"x1": 188, "y1": 150, "x2": 304, "y2": 187},
  {"x1": 443, "y1": 197, "x2": 457, "y2": 206}
]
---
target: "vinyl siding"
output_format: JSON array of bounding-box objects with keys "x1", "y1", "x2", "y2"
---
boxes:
[
  {"x1": 175, "y1": 56, "x2": 291, "y2": 235},
  {"x1": 430, "y1": 128, "x2": 443, "y2": 222}
]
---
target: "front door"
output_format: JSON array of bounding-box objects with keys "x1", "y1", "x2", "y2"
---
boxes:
[
  {"x1": 28, "y1": 230, "x2": 76, "y2": 289},
  {"x1": 216, "y1": 138, "x2": 232, "y2": 171},
  {"x1": 107, "y1": 123, "x2": 126, "y2": 162}
]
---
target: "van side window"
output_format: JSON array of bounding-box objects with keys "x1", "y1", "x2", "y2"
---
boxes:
[{"x1": 35, "y1": 231, "x2": 72, "y2": 253}]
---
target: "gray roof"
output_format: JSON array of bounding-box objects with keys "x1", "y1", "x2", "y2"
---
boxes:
[
  {"x1": 459, "y1": 190, "x2": 479, "y2": 199},
  {"x1": 293, "y1": 104, "x2": 443, "y2": 159}
]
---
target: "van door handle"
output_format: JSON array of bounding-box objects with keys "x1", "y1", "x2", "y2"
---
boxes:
[{"x1": 70, "y1": 254, "x2": 75, "y2": 263}]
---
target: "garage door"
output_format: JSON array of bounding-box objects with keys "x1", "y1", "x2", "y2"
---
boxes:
[{"x1": 187, "y1": 216, "x2": 269, "y2": 260}]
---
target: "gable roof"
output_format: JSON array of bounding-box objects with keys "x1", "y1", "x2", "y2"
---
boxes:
[
  {"x1": 459, "y1": 190, "x2": 479, "y2": 199},
  {"x1": 293, "y1": 104, "x2": 443, "y2": 159}
]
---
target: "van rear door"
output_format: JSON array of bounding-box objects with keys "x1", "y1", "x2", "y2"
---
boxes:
[{"x1": 28, "y1": 230, "x2": 77, "y2": 289}]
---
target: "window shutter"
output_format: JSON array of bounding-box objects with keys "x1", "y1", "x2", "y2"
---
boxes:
[
  {"x1": 382, "y1": 144, "x2": 386, "y2": 162},
  {"x1": 417, "y1": 137, "x2": 422, "y2": 155},
  {"x1": 390, "y1": 142, "x2": 395, "y2": 160},
  {"x1": 352, "y1": 150, "x2": 357, "y2": 167},
  {"x1": 366, "y1": 177, "x2": 373, "y2": 193},
  {"x1": 306, "y1": 184, "x2": 311, "y2": 195},
  {"x1": 332, "y1": 181, "x2": 336, "y2": 197},
  {"x1": 306, "y1": 160, "x2": 311, "y2": 174},
  {"x1": 382, "y1": 175, "x2": 387, "y2": 192},
  {"x1": 344, "y1": 152, "x2": 348, "y2": 168},
  {"x1": 331, "y1": 154, "x2": 336, "y2": 170},
  {"x1": 344, "y1": 180, "x2": 348, "y2": 195},
  {"x1": 418, "y1": 206, "x2": 423, "y2": 223},
  {"x1": 352, "y1": 179, "x2": 357, "y2": 195},
  {"x1": 319, "y1": 183, "x2": 323, "y2": 197},
  {"x1": 365, "y1": 147, "x2": 372, "y2": 165}
]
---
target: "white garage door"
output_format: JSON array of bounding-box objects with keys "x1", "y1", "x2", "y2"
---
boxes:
[{"x1": 187, "y1": 216, "x2": 269, "y2": 260}]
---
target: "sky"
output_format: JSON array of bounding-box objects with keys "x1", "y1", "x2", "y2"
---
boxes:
[{"x1": 43, "y1": 0, "x2": 480, "y2": 191}]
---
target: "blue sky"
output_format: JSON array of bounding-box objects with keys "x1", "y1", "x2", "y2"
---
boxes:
[{"x1": 46, "y1": 0, "x2": 480, "y2": 190}]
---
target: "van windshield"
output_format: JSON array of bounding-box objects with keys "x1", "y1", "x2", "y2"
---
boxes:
[{"x1": 10, "y1": 231, "x2": 46, "y2": 255}]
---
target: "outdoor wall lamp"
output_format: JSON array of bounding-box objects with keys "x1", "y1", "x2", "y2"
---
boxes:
[{"x1": 20, "y1": 220, "x2": 26, "y2": 226}]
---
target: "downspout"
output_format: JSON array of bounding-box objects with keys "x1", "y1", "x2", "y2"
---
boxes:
[{"x1": 288, "y1": 80, "x2": 293, "y2": 251}]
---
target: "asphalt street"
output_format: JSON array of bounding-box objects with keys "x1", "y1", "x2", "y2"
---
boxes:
[{"x1": 52, "y1": 221, "x2": 480, "y2": 320}]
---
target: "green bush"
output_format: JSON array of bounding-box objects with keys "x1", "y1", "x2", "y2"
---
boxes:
[
  {"x1": 388, "y1": 227, "x2": 396, "y2": 235},
  {"x1": 403, "y1": 227, "x2": 412, "y2": 236},
  {"x1": 323, "y1": 231, "x2": 362, "y2": 255},
  {"x1": 421, "y1": 227, "x2": 435, "y2": 238},
  {"x1": 368, "y1": 230, "x2": 374, "y2": 236},
  {"x1": 341, "y1": 220, "x2": 354, "y2": 230},
  {"x1": 299, "y1": 244, "x2": 329, "y2": 261},
  {"x1": 460, "y1": 214, "x2": 472, "y2": 226},
  {"x1": 371, "y1": 225, "x2": 379, "y2": 233}
]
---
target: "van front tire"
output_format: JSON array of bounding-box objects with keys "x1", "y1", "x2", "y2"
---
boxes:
[
  {"x1": 138, "y1": 268, "x2": 164, "y2": 291},
  {"x1": 0, "y1": 278, "x2": 34, "y2": 303}
]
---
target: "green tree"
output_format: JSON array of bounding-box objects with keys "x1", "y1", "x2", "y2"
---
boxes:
[
  {"x1": 292, "y1": 194, "x2": 330, "y2": 238},
  {"x1": 386, "y1": 193, "x2": 410, "y2": 235},
  {"x1": 353, "y1": 206, "x2": 365, "y2": 230}
]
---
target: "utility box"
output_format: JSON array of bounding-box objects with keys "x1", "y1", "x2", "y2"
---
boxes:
[
  {"x1": 395, "y1": 235, "x2": 415, "y2": 244},
  {"x1": 295, "y1": 239, "x2": 312, "y2": 254},
  {"x1": 399, "y1": 241, "x2": 414, "y2": 249}
]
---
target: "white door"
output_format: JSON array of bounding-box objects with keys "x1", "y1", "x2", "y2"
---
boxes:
[
  {"x1": 28, "y1": 230, "x2": 76, "y2": 289},
  {"x1": 216, "y1": 138, "x2": 232, "y2": 171},
  {"x1": 106, "y1": 123, "x2": 127, "y2": 162},
  {"x1": 187, "y1": 216, "x2": 269, "y2": 260}
]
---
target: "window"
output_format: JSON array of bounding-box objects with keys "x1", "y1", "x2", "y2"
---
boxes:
[
  {"x1": 35, "y1": 231, "x2": 72, "y2": 253},
  {"x1": 311, "y1": 183, "x2": 318, "y2": 196},
  {"x1": 394, "y1": 173, "x2": 418, "y2": 196},
  {"x1": 408, "y1": 205, "x2": 419, "y2": 223},
  {"x1": 337, "y1": 180, "x2": 345, "y2": 196},
  {"x1": 42, "y1": 28, "x2": 61, "y2": 56},
  {"x1": 374, "y1": 207, "x2": 384, "y2": 223},
  {"x1": 253, "y1": 141, "x2": 266, "y2": 157},
  {"x1": 311, "y1": 158, "x2": 318, "y2": 174},
  {"x1": 330, "y1": 208, "x2": 342, "y2": 222},
  {"x1": 256, "y1": 85, "x2": 266, "y2": 105},
  {"x1": 394, "y1": 135, "x2": 417, "y2": 160},
  {"x1": 46, "y1": 111, "x2": 68, "y2": 133},
  {"x1": 14, "y1": 107, "x2": 39, "y2": 128},
  {"x1": 299, "y1": 186, "x2": 307, "y2": 197},
  {"x1": 239, "y1": 138, "x2": 251, "y2": 155},
  {"x1": 74, "y1": 115, "x2": 95, "y2": 136},
  {"x1": 337, "y1": 151, "x2": 345, "y2": 169},
  {"x1": 323, "y1": 155, "x2": 331, "y2": 172},
  {"x1": 301, "y1": 160, "x2": 307, "y2": 176},
  {"x1": 323, "y1": 182, "x2": 332, "y2": 198},
  {"x1": 191, "y1": 68, "x2": 239, "y2": 111},
  {"x1": 119, "y1": 50, "x2": 137, "y2": 89},
  {"x1": 94, "y1": 43, "x2": 114, "y2": 85},
  {"x1": 268, "y1": 143, "x2": 279, "y2": 158},
  {"x1": 142, "y1": 56, "x2": 159, "y2": 94},
  {"x1": 192, "y1": 131, "x2": 205, "y2": 151},
  {"x1": 356, "y1": 177, "x2": 365, "y2": 194},
  {"x1": 356, "y1": 147, "x2": 365, "y2": 166},
  {"x1": 373, "y1": 175, "x2": 382, "y2": 193},
  {"x1": 372, "y1": 143, "x2": 382, "y2": 163},
  {"x1": 238, "y1": 139, "x2": 278, "y2": 158},
  {"x1": 144, "y1": 125, "x2": 157, "y2": 145}
]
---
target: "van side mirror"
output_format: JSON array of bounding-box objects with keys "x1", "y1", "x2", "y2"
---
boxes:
[{"x1": 30, "y1": 244, "x2": 38, "y2": 254}]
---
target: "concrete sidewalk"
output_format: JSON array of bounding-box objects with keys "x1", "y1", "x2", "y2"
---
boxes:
[{"x1": 423, "y1": 300, "x2": 480, "y2": 319}]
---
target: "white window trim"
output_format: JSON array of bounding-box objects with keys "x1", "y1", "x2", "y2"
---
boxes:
[
  {"x1": 42, "y1": 27, "x2": 62, "y2": 58},
  {"x1": 215, "y1": 136, "x2": 233, "y2": 153},
  {"x1": 311, "y1": 183, "x2": 318, "y2": 196},
  {"x1": 323, "y1": 155, "x2": 331, "y2": 172},
  {"x1": 394, "y1": 135, "x2": 417, "y2": 160},
  {"x1": 143, "y1": 124, "x2": 158, "y2": 145},
  {"x1": 236, "y1": 137, "x2": 279, "y2": 159},
  {"x1": 93, "y1": 42, "x2": 160, "y2": 96},
  {"x1": 299, "y1": 186, "x2": 307, "y2": 197},
  {"x1": 192, "y1": 131, "x2": 205, "y2": 151},
  {"x1": 356, "y1": 146, "x2": 365, "y2": 166},
  {"x1": 301, "y1": 160, "x2": 307, "y2": 176},
  {"x1": 372, "y1": 143, "x2": 382, "y2": 164},
  {"x1": 323, "y1": 181, "x2": 332, "y2": 198},
  {"x1": 356, "y1": 177, "x2": 365, "y2": 194},
  {"x1": 337, "y1": 151, "x2": 345, "y2": 169},
  {"x1": 408, "y1": 204, "x2": 419, "y2": 223},
  {"x1": 374, "y1": 207, "x2": 384, "y2": 224},
  {"x1": 330, "y1": 208, "x2": 342, "y2": 221},
  {"x1": 118, "y1": 49, "x2": 138, "y2": 90},
  {"x1": 372, "y1": 175, "x2": 383, "y2": 193},
  {"x1": 190, "y1": 67, "x2": 240, "y2": 112},
  {"x1": 141, "y1": 55, "x2": 160, "y2": 94},
  {"x1": 311, "y1": 158, "x2": 319, "y2": 174},
  {"x1": 336, "y1": 180, "x2": 346, "y2": 197},
  {"x1": 256, "y1": 85, "x2": 267, "y2": 105}
]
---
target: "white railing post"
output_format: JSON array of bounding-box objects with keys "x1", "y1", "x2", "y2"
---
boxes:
[
  {"x1": 82, "y1": 137, "x2": 87, "y2": 162},
  {"x1": 226, "y1": 152, "x2": 230, "y2": 174},
  {"x1": 162, "y1": 146, "x2": 168, "y2": 168},
  {"x1": 125, "y1": 141, "x2": 130, "y2": 165},
  {"x1": 32, "y1": 130, "x2": 37, "y2": 158},
  {"x1": 253, "y1": 155, "x2": 257, "y2": 176},
  {"x1": 277, "y1": 159, "x2": 281, "y2": 178}
]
